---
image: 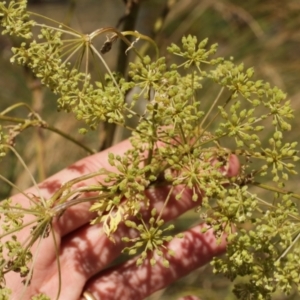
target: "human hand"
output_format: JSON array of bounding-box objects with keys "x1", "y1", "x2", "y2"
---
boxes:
[{"x1": 4, "y1": 139, "x2": 240, "y2": 300}]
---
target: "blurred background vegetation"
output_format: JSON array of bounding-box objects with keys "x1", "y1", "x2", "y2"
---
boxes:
[{"x1": 0, "y1": 0, "x2": 299, "y2": 299}]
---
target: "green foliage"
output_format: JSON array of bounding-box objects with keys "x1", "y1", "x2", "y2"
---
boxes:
[{"x1": 0, "y1": 1, "x2": 299, "y2": 299}]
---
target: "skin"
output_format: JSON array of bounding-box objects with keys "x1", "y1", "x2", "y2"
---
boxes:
[{"x1": 4, "y1": 139, "x2": 240, "y2": 300}]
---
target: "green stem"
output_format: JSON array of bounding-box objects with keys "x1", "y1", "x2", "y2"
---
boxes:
[
  {"x1": 200, "y1": 86, "x2": 225, "y2": 129},
  {"x1": 49, "y1": 169, "x2": 108, "y2": 205},
  {"x1": 0, "y1": 102, "x2": 35, "y2": 115},
  {"x1": 20, "y1": 223, "x2": 48, "y2": 299},
  {"x1": 29, "y1": 11, "x2": 81, "y2": 36},
  {"x1": 62, "y1": 41, "x2": 85, "y2": 65},
  {"x1": 0, "y1": 173, "x2": 39, "y2": 204},
  {"x1": 89, "y1": 27, "x2": 143, "y2": 60},
  {"x1": 0, "y1": 218, "x2": 37, "y2": 239},
  {"x1": 276, "y1": 231, "x2": 300, "y2": 262},
  {"x1": 8, "y1": 145, "x2": 45, "y2": 206},
  {"x1": 179, "y1": 124, "x2": 187, "y2": 145},
  {"x1": 146, "y1": 102, "x2": 158, "y2": 166},
  {"x1": 44, "y1": 123, "x2": 95, "y2": 154},
  {"x1": 51, "y1": 192, "x2": 111, "y2": 216},
  {"x1": 116, "y1": 0, "x2": 141, "y2": 74},
  {"x1": 202, "y1": 92, "x2": 233, "y2": 133},
  {"x1": 34, "y1": 22, "x2": 81, "y2": 38},
  {"x1": 156, "y1": 186, "x2": 174, "y2": 223},
  {"x1": 253, "y1": 181, "x2": 300, "y2": 200},
  {"x1": 89, "y1": 44, "x2": 123, "y2": 96},
  {"x1": 122, "y1": 31, "x2": 159, "y2": 60},
  {"x1": 51, "y1": 222, "x2": 62, "y2": 300},
  {"x1": 191, "y1": 90, "x2": 231, "y2": 150},
  {"x1": 0, "y1": 115, "x2": 95, "y2": 154}
]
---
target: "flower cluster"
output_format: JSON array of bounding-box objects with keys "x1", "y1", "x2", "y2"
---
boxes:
[{"x1": 0, "y1": 1, "x2": 299, "y2": 299}]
